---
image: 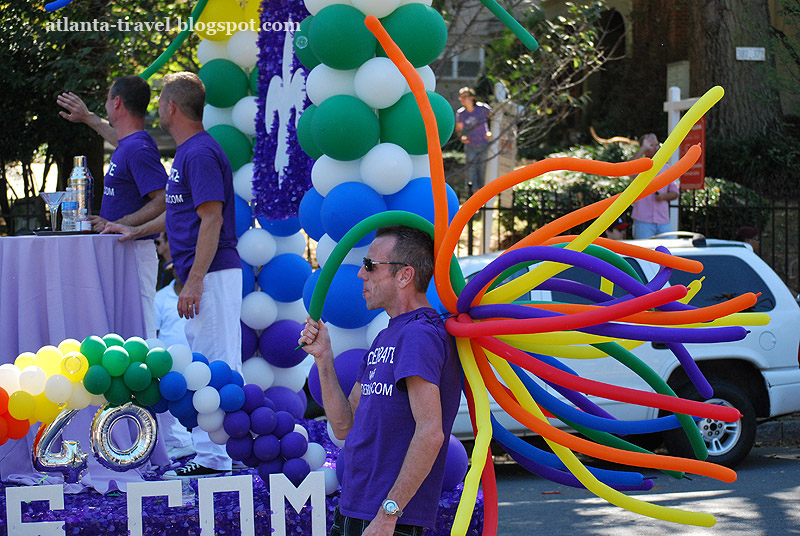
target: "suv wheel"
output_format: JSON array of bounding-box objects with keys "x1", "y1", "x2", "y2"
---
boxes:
[{"x1": 662, "y1": 379, "x2": 756, "y2": 468}]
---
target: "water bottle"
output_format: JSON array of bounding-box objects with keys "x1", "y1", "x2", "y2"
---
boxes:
[
  {"x1": 68, "y1": 155, "x2": 94, "y2": 232},
  {"x1": 61, "y1": 187, "x2": 77, "y2": 231}
]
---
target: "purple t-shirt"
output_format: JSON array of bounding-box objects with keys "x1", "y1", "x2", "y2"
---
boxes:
[
  {"x1": 456, "y1": 102, "x2": 491, "y2": 146},
  {"x1": 340, "y1": 307, "x2": 461, "y2": 527},
  {"x1": 100, "y1": 131, "x2": 167, "y2": 239},
  {"x1": 165, "y1": 131, "x2": 240, "y2": 283}
]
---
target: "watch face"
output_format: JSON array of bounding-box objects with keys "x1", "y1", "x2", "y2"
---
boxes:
[{"x1": 383, "y1": 500, "x2": 399, "y2": 515}]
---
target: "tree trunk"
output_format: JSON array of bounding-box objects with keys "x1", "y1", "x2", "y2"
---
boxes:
[{"x1": 687, "y1": 0, "x2": 783, "y2": 139}]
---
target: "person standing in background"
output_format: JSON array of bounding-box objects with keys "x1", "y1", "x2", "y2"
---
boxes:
[
  {"x1": 455, "y1": 87, "x2": 492, "y2": 191},
  {"x1": 630, "y1": 133, "x2": 679, "y2": 240}
]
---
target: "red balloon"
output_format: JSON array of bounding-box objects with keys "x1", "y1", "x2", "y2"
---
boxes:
[
  {"x1": 5, "y1": 415, "x2": 30, "y2": 440},
  {"x1": 0, "y1": 387, "x2": 9, "y2": 415}
]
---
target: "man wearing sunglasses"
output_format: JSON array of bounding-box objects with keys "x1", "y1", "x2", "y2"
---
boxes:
[{"x1": 300, "y1": 226, "x2": 461, "y2": 536}]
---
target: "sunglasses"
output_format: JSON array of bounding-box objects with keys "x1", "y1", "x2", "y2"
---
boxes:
[{"x1": 362, "y1": 257, "x2": 408, "y2": 272}]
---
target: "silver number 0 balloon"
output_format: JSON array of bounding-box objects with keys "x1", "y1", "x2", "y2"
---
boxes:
[
  {"x1": 33, "y1": 409, "x2": 89, "y2": 483},
  {"x1": 91, "y1": 402, "x2": 158, "y2": 471}
]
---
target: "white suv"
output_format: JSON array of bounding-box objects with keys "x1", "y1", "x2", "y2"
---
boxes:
[{"x1": 454, "y1": 237, "x2": 800, "y2": 467}]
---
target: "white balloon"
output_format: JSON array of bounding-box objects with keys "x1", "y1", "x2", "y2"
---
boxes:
[
  {"x1": 274, "y1": 298, "x2": 310, "y2": 324},
  {"x1": 354, "y1": 57, "x2": 406, "y2": 109},
  {"x1": 327, "y1": 421, "x2": 346, "y2": 448},
  {"x1": 306, "y1": 64, "x2": 358, "y2": 106},
  {"x1": 209, "y1": 426, "x2": 230, "y2": 445},
  {"x1": 303, "y1": 0, "x2": 352, "y2": 17},
  {"x1": 237, "y1": 228, "x2": 277, "y2": 267},
  {"x1": 90, "y1": 393, "x2": 108, "y2": 407},
  {"x1": 351, "y1": 0, "x2": 401, "y2": 17},
  {"x1": 232, "y1": 96, "x2": 258, "y2": 137},
  {"x1": 198, "y1": 408, "x2": 226, "y2": 432},
  {"x1": 342, "y1": 243, "x2": 370, "y2": 266},
  {"x1": 398, "y1": 0, "x2": 431, "y2": 5},
  {"x1": 145, "y1": 337, "x2": 166, "y2": 350},
  {"x1": 202, "y1": 104, "x2": 235, "y2": 130},
  {"x1": 311, "y1": 156, "x2": 362, "y2": 196},
  {"x1": 367, "y1": 311, "x2": 391, "y2": 345},
  {"x1": 197, "y1": 38, "x2": 230, "y2": 65},
  {"x1": 66, "y1": 382, "x2": 92, "y2": 410},
  {"x1": 19, "y1": 366, "x2": 46, "y2": 395},
  {"x1": 302, "y1": 442, "x2": 326, "y2": 471},
  {"x1": 233, "y1": 162, "x2": 255, "y2": 202},
  {"x1": 315, "y1": 234, "x2": 335, "y2": 268},
  {"x1": 416, "y1": 65, "x2": 436, "y2": 92},
  {"x1": 241, "y1": 291, "x2": 279, "y2": 330},
  {"x1": 168, "y1": 344, "x2": 193, "y2": 373},
  {"x1": 227, "y1": 30, "x2": 259, "y2": 69},
  {"x1": 193, "y1": 386, "x2": 221, "y2": 414},
  {"x1": 410, "y1": 154, "x2": 431, "y2": 178},
  {"x1": 293, "y1": 424, "x2": 309, "y2": 441},
  {"x1": 360, "y1": 143, "x2": 413, "y2": 195},
  {"x1": 327, "y1": 324, "x2": 369, "y2": 357},
  {"x1": 242, "y1": 357, "x2": 275, "y2": 390},
  {"x1": 44, "y1": 374, "x2": 73, "y2": 404},
  {"x1": 273, "y1": 232, "x2": 307, "y2": 256},
  {"x1": 0, "y1": 364, "x2": 20, "y2": 394},
  {"x1": 321, "y1": 466, "x2": 340, "y2": 495},
  {"x1": 270, "y1": 364, "x2": 308, "y2": 392},
  {"x1": 183, "y1": 362, "x2": 212, "y2": 391}
]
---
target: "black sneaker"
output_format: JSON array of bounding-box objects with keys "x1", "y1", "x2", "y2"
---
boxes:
[{"x1": 163, "y1": 461, "x2": 228, "y2": 480}]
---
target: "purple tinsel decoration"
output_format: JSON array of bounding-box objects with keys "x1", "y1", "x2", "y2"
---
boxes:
[{"x1": 253, "y1": 0, "x2": 314, "y2": 220}]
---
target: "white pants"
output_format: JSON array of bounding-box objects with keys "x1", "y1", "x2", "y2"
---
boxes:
[
  {"x1": 184, "y1": 268, "x2": 243, "y2": 470},
  {"x1": 133, "y1": 240, "x2": 158, "y2": 339}
]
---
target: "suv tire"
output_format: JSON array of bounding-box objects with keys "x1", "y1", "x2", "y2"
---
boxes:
[{"x1": 662, "y1": 379, "x2": 756, "y2": 468}]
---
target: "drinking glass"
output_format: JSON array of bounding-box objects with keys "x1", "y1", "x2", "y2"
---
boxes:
[{"x1": 40, "y1": 191, "x2": 67, "y2": 231}]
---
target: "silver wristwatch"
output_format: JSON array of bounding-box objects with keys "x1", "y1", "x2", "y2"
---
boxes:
[{"x1": 381, "y1": 499, "x2": 403, "y2": 517}]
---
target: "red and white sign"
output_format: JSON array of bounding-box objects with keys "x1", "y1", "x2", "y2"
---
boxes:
[{"x1": 679, "y1": 116, "x2": 706, "y2": 190}]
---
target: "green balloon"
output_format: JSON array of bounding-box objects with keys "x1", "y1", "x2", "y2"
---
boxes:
[
  {"x1": 207, "y1": 124, "x2": 252, "y2": 171},
  {"x1": 133, "y1": 380, "x2": 162, "y2": 407},
  {"x1": 297, "y1": 105, "x2": 323, "y2": 159},
  {"x1": 312, "y1": 95, "x2": 380, "y2": 161},
  {"x1": 124, "y1": 337, "x2": 149, "y2": 363},
  {"x1": 249, "y1": 66, "x2": 259, "y2": 97},
  {"x1": 145, "y1": 348, "x2": 173, "y2": 379},
  {"x1": 83, "y1": 365, "x2": 112, "y2": 395},
  {"x1": 102, "y1": 333, "x2": 125, "y2": 348},
  {"x1": 308, "y1": 5, "x2": 376, "y2": 70},
  {"x1": 105, "y1": 377, "x2": 132, "y2": 407},
  {"x1": 379, "y1": 91, "x2": 455, "y2": 155},
  {"x1": 123, "y1": 362, "x2": 152, "y2": 392},
  {"x1": 80, "y1": 336, "x2": 107, "y2": 367},
  {"x1": 294, "y1": 15, "x2": 321, "y2": 70},
  {"x1": 102, "y1": 347, "x2": 131, "y2": 377},
  {"x1": 198, "y1": 59, "x2": 249, "y2": 108},
  {"x1": 377, "y1": 4, "x2": 448, "y2": 67}
]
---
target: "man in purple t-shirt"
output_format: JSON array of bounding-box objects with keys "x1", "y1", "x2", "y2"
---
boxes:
[
  {"x1": 58, "y1": 76, "x2": 168, "y2": 338},
  {"x1": 105, "y1": 73, "x2": 242, "y2": 479},
  {"x1": 300, "y1": 226, "x2": 461, "y2": 535},
  {"x1": 456, "y1": 87, "x2": 492, "y2": 191}
]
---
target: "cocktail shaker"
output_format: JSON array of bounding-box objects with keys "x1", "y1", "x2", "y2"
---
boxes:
[{"x1": 68, "y1": 155, "x2": 93, "y2": 232}]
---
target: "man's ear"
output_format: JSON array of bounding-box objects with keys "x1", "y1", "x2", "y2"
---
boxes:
[{"x1": 397, "y1": 265, "x2": 415, "y2": 289}]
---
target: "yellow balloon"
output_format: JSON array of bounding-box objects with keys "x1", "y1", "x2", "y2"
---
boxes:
[
  {"x1": 32, "y1": 393, "x2": 61, "y2": 424},
  {"x1": 14, "y1": 353, "x2": 36, "y2": 370},
  {"x1": 243, "y1": 0, "x2": 260, "y2": 23},
  {"x1": 61, "y1": 352, "x2": 89, "y2": 383},
  {"x1": 196, "y1": 0, "x2": 245, "y2": 41},
  {"x1": 36, "y1": 347, "x2": 63, "y2": 376},
  {"x1": 58, "y1": 339, "x2": 81, "y2": 355},
  {"x1": 8, "y1": 391, "x2": 35, "y2": 421}
]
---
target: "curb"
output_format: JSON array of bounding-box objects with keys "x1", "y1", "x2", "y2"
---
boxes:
[{"x1": 756, "y1": 414, "x2": 800, "y2": 446}]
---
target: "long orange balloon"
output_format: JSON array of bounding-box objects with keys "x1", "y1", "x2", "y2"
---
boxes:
[{"x1": 470, "y1": 340, "x2": 737, "y2": 483}]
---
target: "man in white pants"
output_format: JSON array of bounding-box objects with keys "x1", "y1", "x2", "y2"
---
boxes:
[{"x1": 105, "y1": 72, "x2": 242, "y2": 479}]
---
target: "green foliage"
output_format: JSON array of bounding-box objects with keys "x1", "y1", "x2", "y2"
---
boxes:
[{"x1": 705, "y1": 135, "x2": 800, "y2": 196}]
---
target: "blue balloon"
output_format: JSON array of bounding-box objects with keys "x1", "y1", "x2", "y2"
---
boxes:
[
  {"x1": 159, "y1": 371, "x2": 188, "y2": 401},
  {"x1": 230, "y1": 369, "x2": 245, "y2": 388},
  {"x1": 242, "y1": 322, "x2": 258, "y2": 361},
  {"x1": 192, "y1": 352, "x2": 209, "y2": 365},
  {"x1": 151, "y1": 397, "x2": 169, "y2": 414},
  {"x1": 242, "y1": 261, "x2": 256, "y2": 298},
  {"x1": 384, "y1": 177, "x2": 459, "y2": 224},
  {"x1": 179, "y1": 412, "x2": 198, "y2": 430},
  {"x1": 258, "y1": 254, "x2": 312, "y2": 302},
  {"x1": 257, "y1": 216, "x2": 302, "y2": 237},
  {"x1": 235, "y1": 195, "x2": 254, "y2": 238},
  {"x1": 426, "y1": 279, "x2": 447, "y2": 315},
  {"x1": 302, "y1": 265, "x2": 380, "y2": 328},
  {"x1": 219, "y1": 383, "x2": 246, "y2": 412},
  {"x1": 169, "y1": 391, "x2": 196, "y2": 419},
  {"x1": 320, "y1": 182, "x2": 386, "y2": 247},
  {"x1": 298, "y1": 187, "x2": 325, "y2": 241},
  {"x1": 208, "y1": 361, "x2": 233, "y2": 390}
]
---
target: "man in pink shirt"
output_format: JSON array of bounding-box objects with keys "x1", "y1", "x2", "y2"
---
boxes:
[{"x1": 630, "y1": 133, "x2": 679, "y2": 239}]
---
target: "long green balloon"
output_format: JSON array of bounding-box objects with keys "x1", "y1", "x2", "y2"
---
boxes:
[
  {"x1": 479, "y1": 0, "x2": 538, "y2": 51},
  {"x1": 140, "y1": 0, "x2": 210, "y2": 80}
]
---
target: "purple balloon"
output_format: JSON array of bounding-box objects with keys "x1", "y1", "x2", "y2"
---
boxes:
[
  {"x1": 440, "y1": 435, "x2": 469, "y2": 492},
  {"x1": 263, "y1": 397, "x2": 276, "y2": 411},
  {"x1": 223, "y1": 410, "x2": 251, "y2": 439},
  {"x1": 219, "y1": 384, "x2": 245, "y2": 412},
  {"x1": 226, "y1": 434, "x2": 254, "y2": 461},
  {"x1": 308, "y1": 348, "x2": 365, "y2": 408},
  {"x1": 259, "y1": 320, "x2": 307, "y2": 369},
  {"x1": 253, "y1": 434, "x2": 281, "y2": 462},
  {"x1": 273, "y1": 411, "x2": 295, "y2": 438},
  {"x1": 257, "y1": 458, "x2": 284, "y2": 481},
  {"x1": 250, "y1": 406, "x2": 278, "y2": 435},
  {"x1": 242, "y1": 323, "x2": 258, "y2": 361},
  {"x1": 242, "y1": 384, "x2": 266, "y2": 413},
  {"x1": 282, "y1": 458, "x2": 310, "y2": 486},
  {"x1": 280, "y1": 432, "x2": 308, "y2": 459},
  {"x1": 243, "y1": 454, "x2": 261, "y2": 468},
  {"x1": 265, "y1": 386, "x2": 305, "y2": 419}
]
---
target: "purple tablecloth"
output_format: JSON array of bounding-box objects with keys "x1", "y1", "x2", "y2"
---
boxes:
[{"x1": 0, "y1": 234, "x2": 165, "y2": 492}]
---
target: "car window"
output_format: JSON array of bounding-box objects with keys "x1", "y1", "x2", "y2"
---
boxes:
[{"x1": 668, "y1": 255, "x2": 775, "y2": 312}]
